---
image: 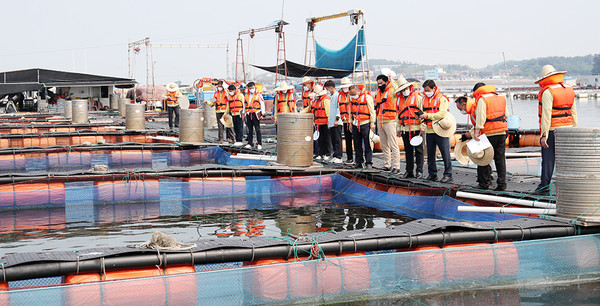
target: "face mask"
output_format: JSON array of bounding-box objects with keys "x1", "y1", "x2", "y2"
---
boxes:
[
  {"x1": 424, "y1": 91, "x2": 434, "y2": 98},
  {"x1": 303, "y1": 85, "x2": 309, "y2": 91},
  {"x1": 342, "y1": 88, "x2": 349, "y2": 93},
  {"x1": 378, "y1": 84, "x2": 387, "y2": 92},
  {"x1": 460, "y1": 110, "x2": 467, "y2": 115},
  {"x1": 402, "y1": 89, "x2": 410, "y2": 97},
  {"x1": 249, "y1": 88, "x2": 255, "y2": 94},
  {"x1": 229, "y1": 91, "x2": 235, "y2": 96},
  {"x1": 217, "y1": 86, "x2": 223, "y2": 91},
  {"x1": 350, "y1": 94, "x2": 359, "y2": 99}
]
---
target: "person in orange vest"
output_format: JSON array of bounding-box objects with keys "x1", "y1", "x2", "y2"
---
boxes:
[
  {"x1": 225, "y1": 84, "x2": 245, "y2": 146},
  {"x1": 301, "y1": 76, "x2": 320, "y2": 157},
  {"x1": 419, "y1": 79, "x2": 453, "y2": 183},
  {"x1": 375, "y1": 74, "x2": 400, "y2": 173},
  {"x1": 395, "y1": 76, "x2": 424, "y2": 179},
  {"x1": 337, "y1": 77, "x2": 354, "y2": 164},
  {"x1": 161, "y1": 82, "x2": 182, "y2": 130},
  {"x1": 456, "y1": 83, "x2": 509, "y2": 191},
  {"x1": 273, "y1": 81, "x2": 296, "y2": 126},
  {"x1": 533, "y1": 65, "x2": 578, "y2": 195},
  {"x1": 324, "y1": 80, "x2": 343, "y2": 164},
  {"x1": 243, "y1": 82, "x2": 265, "y2": 150},
  {"x1": 206, "y1": 80, "x2": 233, "y2": 142},
  {"x1": 301, "y1": 84, "x2": 331, "y2": 160},
  {"x1": 348, "y1": 84, "x2": 376, "y2": 169}
]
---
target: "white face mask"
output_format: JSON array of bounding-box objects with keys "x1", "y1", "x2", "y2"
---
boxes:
[
  {"x1": 460, "y1": 110, "x2": 467, "y2": 115},
  {"x1": 229, "y1": 91, "x2": 235, "y2": 96},
  {"x1": 350, "y1": 94, "x2": 359, "y2": 99},
  {"x1": 303, "y1": 85, "x2": 309, "y2": 91},
  {"x1": 402, "y1": 89, "x2": 411, "y2": 97},
  {"x1": 249, "y1": 88, "x2": 255, "y2": 94},
  {"x1": 424, "y1": 91, "x2": 434, "y2": 98},
  {"x1": 342, "y1": 88, "x2": 349, "y2": 93},
  {"x1": 217, "y1": 86, "x2": 223, "y2": 91}
]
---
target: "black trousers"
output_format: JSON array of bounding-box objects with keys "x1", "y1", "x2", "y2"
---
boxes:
[
  {"x1": 167, "y1": 105, "x2": 180, "y2": 128},
  {"x1": 352, "y1": 123, "x2": 372, "y2": 165},
  {"x1": 232, "y1": 114, "x2": 244, "y2": 142},
  {"x1": 477, "y1": 134, "x2": 507, "y2": 188},
  {"x1": 537, "y1": 130, "x2": 555, "y2": 191},
  {"x1": 426, "y1": 133, "x2": 452, "y2": 178},
  {"x1": 245, "y1": 113, "x2": 262, "y2": 145},
  {"x1": 343, "y1": 123, "x2": 353, "y2": 161},
  {"x1": 401, "y1": 131, "x2": 424, "y2": 174},
  {"x1": 317, "y1": 124, "x2": 331, "y2": 157},
  {"x1": 216, "y1": 112, "x2": 226, "y2": 140},
  {"x1": 330, "y1": 125, "x2": 343, "y2": 159}
]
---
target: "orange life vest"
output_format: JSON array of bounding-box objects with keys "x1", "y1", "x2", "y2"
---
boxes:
[
  {"x1": 350, "y1": 89, "x2": 372, "y2": 124},
  {"x1": 472, "y1": 85, "x2": 508, "y2": 135},
  {"x1": 302, "y1": 87, "x2": 312, "y2": 108},
  {"x1": 165, "y1": 91, "x2": 179, "y2": 107},
  {"x1": 374, "y1": 83, "x2": 397, "y2": 122},
  {"x1": 244, "y1": 92, "x2": 261, "y2": 114},
  {"x1": 228, "y1": 91, "x2": 244, "y2": 114},
  {"x1": 537, "y1": 80, "x2": 575, "y2": 128},
  {"x1": 213, "y1": 90, "x2": 228, "y2": 112},
  {"x1": 275, "y1": 91, "x2": 296, "y2": 113},
  {"x1": 337, "y1": 90, "x2": 351, "y2": 122},
  {"x1": 311, "y1": 95, "x2": 329, "y2": 125},
  {"x1": 396, "y1": 91, "x2": 421, "y2": 126},
  {"x1": 422, "y1": 88, "x2": 448, "y2": 129}
]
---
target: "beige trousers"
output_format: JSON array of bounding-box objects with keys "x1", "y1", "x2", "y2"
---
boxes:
[{"x1": 380, "y1": 121, "x2": 401, "y2": 169}]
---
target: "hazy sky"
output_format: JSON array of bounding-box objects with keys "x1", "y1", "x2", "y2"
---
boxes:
[{"x1": 2, "y1": 0, "x2": 598, "y2": 84}]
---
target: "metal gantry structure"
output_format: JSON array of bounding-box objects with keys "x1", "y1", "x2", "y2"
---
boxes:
[
  {"x1": 235, "y1": 20, "x2": 288, "y2": 85},
  {"x1": 128, "y1": 38, "x2": 230, "y2": 108},
  {"x1": 304, "y1": 9, "x2": 371, "y2": 86}
]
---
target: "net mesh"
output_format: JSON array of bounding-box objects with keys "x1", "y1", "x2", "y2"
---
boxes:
[{"x1": 2, "y1": 234, "x2": 600, "y2": 304}]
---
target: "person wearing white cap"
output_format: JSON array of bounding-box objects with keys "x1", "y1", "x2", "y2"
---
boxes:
[
  {"x1": 533, "y1": 65, "x2": 578, "y2": 195},
  {"x1": 161, "y1": 82, "x2": 182, "y2": 130},
  {"x1": 348, "y1": 84, "x2": 376, "y2": 169},
  {"x1": 225, "y1": 84, "x2": 246, "y2": 146},
  {"x1": 324, "y1": 80, "x2": 343, "y2": 164},
  {"x1": 301, "y1": 84, "x2": 332, "y2": 160},
  {"x1": 243, "y1": 82, "x2": 265, "y2": 150},
  {"x1": 374, "y1": 74, "x2": 400, "y2": 173},
  {"x1": 419, "y1": 79, "x2": 453, "y2": 183},
  {"x1": 395, "y1": 76, "x2": 424, "y2": 179},
  {"x1": 456, "y1": 83, "x2": 509, "y2": 191},
  {"x1": 337, "y1": 77, "x2": 354, "y2": 163},
  {"x1": 300, "y1": 76, "x2": 315, "y2": 110},
  {"x1": 273, "y1": 81, "x2": 296, "y2": 126}
]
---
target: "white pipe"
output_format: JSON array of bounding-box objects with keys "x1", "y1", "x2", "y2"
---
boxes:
[
  {"x1": 458, "y1": 206, "x2": 556, "y2": 215},
  {"x1": 456, "y1": 191, "x2": 556, "y2": 209},
  {"x1": 230, "y1": 154, "x2": 277, "y2": 161}
]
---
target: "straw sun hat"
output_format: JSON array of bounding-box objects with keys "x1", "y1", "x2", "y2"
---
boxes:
[
  {"x1": 308, "y1": 84, "x2": 328, "y2": 98},
  {"x1": 166, "y1": 82, "x2": 179, "y2": 92},
  {"x1": 300, "y1": 76, "x2": 314, "y2": 85},
  {"x1": 220, "y1": 113, "x2": 233, "y2": 128},
  {"x1": 534, "y1": 65, "x2": 567, "y2": 84},
  {"x1": 338, "y1": 77, "x2": 353, "y2": 89},
  {"x1": 432, "y1": 113, "x2": 457, "y2": 138},
  {"x1": 454, "y1": 140, "x2": 474, "y2": 166},
  {"x1": 274, "y1": 81, "x2": 294, "y2": 92},
  {"x1": 395, "y1": 76, "x2": 412, "y2": 93},
  {"x1": 467, "y1": 145, "x2": 494, "y2": 166}
]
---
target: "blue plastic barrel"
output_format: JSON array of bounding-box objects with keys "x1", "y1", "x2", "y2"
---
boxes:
[{"x1": 507, "y1": 115, "x2": 520, "y2": 130}]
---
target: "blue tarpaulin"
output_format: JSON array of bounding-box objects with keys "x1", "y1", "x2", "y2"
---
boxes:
[{"x1": 315, "y1": 26, "x2": 365, "y2": 71}]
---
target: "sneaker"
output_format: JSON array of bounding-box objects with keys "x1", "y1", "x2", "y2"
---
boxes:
[
  {"x1": 391, "y1": 168, "x2": 400, "y2": 174},
  {"x1": 402, "y1": 172, "x2": 414, "y2": 179},
  {"x1": 323, "y1": 156, "x2": 331, "y2": 161},
  {"x1": 440, "y1": 176, "x2": 453, "y2": 183},
  {"x1": 472, "y1": 184, "x2": 489, "y2": 190},
  {"x1": 345, "y1": 159, "x2": 354, "y2": 164},
  {"x1": 257, "y1": 145, "x2": 262, "y2": 150},
  {"x1": 494, "y1": 186, "x2": 507, "y2": 192},
  {"x1": 426, "y1": 175, "x2": 438, "y2": 182},
  {"x1": 333, "y1": 158, "x2": 343, "y2": 164},
  {"x1": 233, "y1": 142, "x2": 243, "y2": 147},
  {"x1": 364, "y1": 163, "x2": 373, "y2": 169},
  {"x1": 532, "y1": 188, "x2": 549, "y2": 196},
  {"x1": 244, "y1": 144, "x2": 252, "y2": 149},
  {"x1": 382, "y1": 166, "x2": 392, "y2": 172},
  {"x1": 315, "y1": 156, "x2": 322, "y2": 161},
  {"x1": 415, "y1": 172, "x2": 423, "y2": 179},
  {"x1": 353, "y1": 163, "x2": 363, "y2": 169}
]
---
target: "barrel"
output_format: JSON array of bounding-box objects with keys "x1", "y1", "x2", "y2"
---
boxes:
[
  {"x1": 125, "y1": 103, "x2": 146, "y2": 131},
  {"x1": 71, "y1": 99, "x2": 89, "y2": 124},
  {"x1": 204, "y1": 104, "x2": 218, "y2": 128},
  {"x1": 109, "y1": 93, "x2": 120, "y2": 110},
  {"x1": 179, "y1": 109, "x2": 204, "y2": 143},
  {"x1": 276, "y1": 113, "x2": 314, "y2": 167},
  {"x1": 37, "y1": 97, "x2": 49, "y2": 113},
  {"x1": 119, "y1": 98, "x2": 130, "y2": 117},
  {"x1": 555, "y1": 127, "x2": 600, "y2": 220},
  {"x1": 63, "y1": 100, "x2": 72, "y2": 119}
]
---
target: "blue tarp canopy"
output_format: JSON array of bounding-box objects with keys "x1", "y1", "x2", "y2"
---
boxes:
[{"x1": 315, "y1": 26, "x2": 364, "y2": 71}]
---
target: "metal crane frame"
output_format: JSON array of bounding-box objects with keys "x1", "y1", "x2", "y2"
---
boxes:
[
  {"x1": 304, "y1": 9, "x2": 371, "y2": 85},
  {"x1": 235, "y1": 20, "x2": 288, "y2": 84}
]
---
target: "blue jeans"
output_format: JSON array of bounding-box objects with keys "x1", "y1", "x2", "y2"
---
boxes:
[
  {"x1": 537, "y1": 130, "x2": 555, "y2": 190},
  {"x1": 426, "y1": 133, "x2": 452, "y2": 178}
]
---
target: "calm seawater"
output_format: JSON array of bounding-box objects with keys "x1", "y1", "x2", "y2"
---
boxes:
[{"x1": 449, "y1": 98, "x2": 600, "y2": 130}]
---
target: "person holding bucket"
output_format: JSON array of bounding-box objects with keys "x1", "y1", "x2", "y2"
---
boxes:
[
  {"x1": 455, "y1": 83, "x2": 509, "y2": 191},
  {"x1": 395, "y1": 76, "x2": 424, "y2": 179}
]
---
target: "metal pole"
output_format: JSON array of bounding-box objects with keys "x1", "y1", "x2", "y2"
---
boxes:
[
  {"x1": 503, "y1": 52, "x2": 515, "y2": 114},
  {"x1": 151, "y1": 44, "x2": 156, "y2": 110}
]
